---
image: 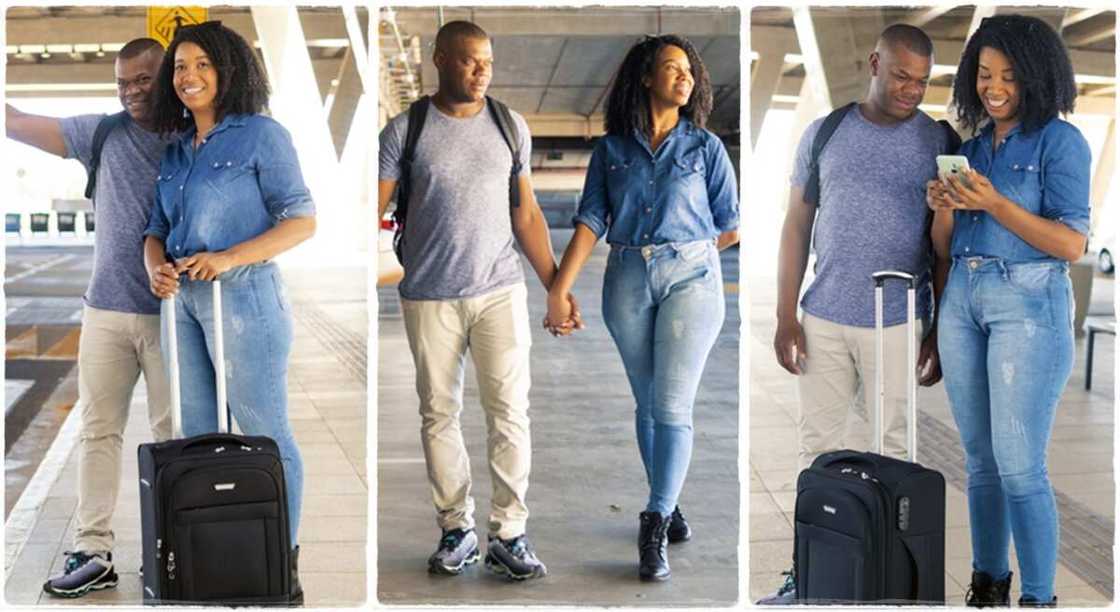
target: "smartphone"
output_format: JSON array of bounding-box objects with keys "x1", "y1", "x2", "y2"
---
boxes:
[{"x1": 936, "y1": 155, "x2": 972, "y2": 187}]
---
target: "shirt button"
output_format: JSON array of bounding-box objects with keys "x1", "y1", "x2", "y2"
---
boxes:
[
  {"x1": 179, "y1": 186, "x2": 183, "y2": 190},
  {"x1": 648, "y1": 180, "x2": 654, "y2": 185},
  {"x1": 965, "y1": 247, "x2": 971, "y2": 252},
  {"x1": 643, "y1": 233, "x2": 649, "y2": 239},
  {"x1": 972, "y1": 214, "x2": 979, "y2": 221},
  {"x1": 645, "y1": 207, "x2": 652, "y2": 213}
]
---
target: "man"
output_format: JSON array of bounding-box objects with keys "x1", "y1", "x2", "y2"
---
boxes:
[
  {"x1": 377, "y1": 21, "x2": 578, "y2": 581},
  {"x1": 7, "y1": 38, "x2": 173, "y2": 598},
  {"x1": 758, "y1": 24, "x2": 951, "y2": 604}
]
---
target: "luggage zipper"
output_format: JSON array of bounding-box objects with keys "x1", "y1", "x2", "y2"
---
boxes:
[{"x1": 167, "y1": 551, "x2": 176, "y2": 582}]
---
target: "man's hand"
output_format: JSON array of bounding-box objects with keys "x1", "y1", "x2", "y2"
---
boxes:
[
  {"x1": 175, "y1": 252, "x2": 234, "y2": 282},
  {"x1": 918, "y1": 329, "x2": 942, "y2": 386},
  {"x1": 544, "y1": 291, "x2": 584, "y2": 337},
  {"x1": 774, "y1": 317, "x2": 808, "y2": 375},
  {"x1": 149, "y1": 262, "x2": 180, "y2": 299}
]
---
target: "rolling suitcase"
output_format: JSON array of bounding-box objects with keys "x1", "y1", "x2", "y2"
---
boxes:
[
  {"x1": 138, "y1": 281, "x2": 291, "y2": 605},
  {"x1": 794, "y1": 270, "x2": 946, "y2": 605}
]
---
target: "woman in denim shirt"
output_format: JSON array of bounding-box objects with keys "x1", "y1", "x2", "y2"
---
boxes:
[
  {"x1": 141, "y1": 23, "x2": 315, "y2": 603},
  {"x1": 545, "y1": 35, "x2": 739, "y2": 582},
  {"x1": 927, "y1": 16, "x2": 1089, "y2": 607}
]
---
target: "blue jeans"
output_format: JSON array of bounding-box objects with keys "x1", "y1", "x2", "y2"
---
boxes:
[
  {"x1": 601, "y1": 240, "x2": 725, "y2": 516},
  {"x1": 161, "y1": 263, "x2": 304, "y2": 547},
  {"x1": 938, "y1": 257, "x2": 1074, "y2": 602}
]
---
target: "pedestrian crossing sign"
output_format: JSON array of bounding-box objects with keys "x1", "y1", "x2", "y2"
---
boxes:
[{"x1": 147, "y1": 7, "x2": 209, "y2": 48}]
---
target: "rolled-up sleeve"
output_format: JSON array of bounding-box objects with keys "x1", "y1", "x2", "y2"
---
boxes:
[
  {"x1": 572, "y1": 142, "x2": 610, "y2": 238},
  {"x1": 706, "y1": 137, "x2": 739, "y2": 232},
  {"x1": 1040, "y1": 123, "x2": 1091, "y2": 235},
  {"x1": 143, "y1": 181, "x2": 170, "y2": 241},
  {"x1": 258, "y1": 122, "x2": 315, "y2": 221}
]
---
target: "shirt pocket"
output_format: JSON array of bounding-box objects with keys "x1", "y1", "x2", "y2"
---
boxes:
[
  {"x1": 1002, "y1": 160, "x2": 1042, "y2": 213},
  {"x1": 605, "y1": 157, "x2": 635, "y2": 199},
  {"x1": 205, "y1": 159, "x2": 256, "y2": 198},
  {"x1": 671, "y1": 148, "x2": 706, "y2": 178},
  {"x1": 156, "y1": 168, "x2": 182, "y2": 210}
]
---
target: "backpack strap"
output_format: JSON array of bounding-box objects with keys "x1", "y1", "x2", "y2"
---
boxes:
[
  {"x1": 803, "y1": 102, "x2": 858, "y2": 207},
  {"x1": 392, "y1": 96, "x2": 431, "y2": 262},
  {"x1": 938, "y1": 119, "x2": 962, "y2": 154},
  {"x1": 83, "y1": 111, "x2": 129, "y2": 204},
  {"x1": 485, "y1": 96, "x2": 522, "y2": 209}
]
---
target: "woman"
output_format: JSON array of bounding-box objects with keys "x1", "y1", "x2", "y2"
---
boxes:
[
  {"x1": 928, "y1": 15, "x2": 1089, "y2": 608},
  {"x1": 142, "y1": 22, "x2": 315, "y2": 603},
  {"x1": 545, "y1": 34, "x2": 739, "y2": 582}
]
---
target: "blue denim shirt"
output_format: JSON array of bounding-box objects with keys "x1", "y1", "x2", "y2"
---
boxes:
[
  {"x1": 951, "y1": 118, "x2": 1091, "y2": 262},
  {"x1": 573, "y1": 118, "x2": 738, "y2": 246},
  {"x1": 144, "y1": 113, "x2": 315, "y2": 259}
]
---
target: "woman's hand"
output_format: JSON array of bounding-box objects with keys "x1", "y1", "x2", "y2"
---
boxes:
[
  {"x1": 944, "y1": 169, "x2": 1010, "y2": 213},
  {"x1": 925, "y1": 179, "x2": 958, "y2": 212},
  {"x1": 176, "y1": 251, "x2": 235, "y2": 281},
  {"x1": 149, "y1": 262, "x2": 180, "y2": 299},
  {"x1": 544, "y1": 291, "x2": 583, "y2": 337}
]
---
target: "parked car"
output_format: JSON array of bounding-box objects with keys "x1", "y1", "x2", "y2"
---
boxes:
[{"x1": 1089, "y1": 231, "x2": 1115, "y2": 274}]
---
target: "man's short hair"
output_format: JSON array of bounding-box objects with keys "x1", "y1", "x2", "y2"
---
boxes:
[
  {"x1": 878, "y1": 23, "x2": 933, "y2": 57},
  {"x1": 434, "y1": 20, "x2": 489, "y2": 53},
  {"x1": 118, "y1": 38, "x2": 164, "y2": 60}
]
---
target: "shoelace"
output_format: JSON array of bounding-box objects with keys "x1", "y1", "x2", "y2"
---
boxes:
[
  {"x1": 439, "y1": 532, "x2": 464, "y2": 551},
  {"x1": 777, "y1": 570, "x2": 795, "y2": 595},
  {"x1": 61, "y1": 551, "x2": 93, "y2": 575}
]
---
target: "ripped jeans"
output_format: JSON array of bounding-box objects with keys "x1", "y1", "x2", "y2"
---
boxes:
[
  {"x1": 938, "y1": 257, "x2": 1073, "y2": 602},
  {"x1": 602, "y1": 240, "x2": 725, "y2": 516},
  {"x1": 161, "y1": 262, "x2": 304, "y2": 546}
]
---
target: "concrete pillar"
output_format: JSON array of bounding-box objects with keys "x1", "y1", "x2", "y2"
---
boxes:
[
  {"x1": 252, "y1": 6, "x2": 352, "y2": 261},
  {"x1": 1090, "y1": 118, "x2": 1115, "y2": 235},
  {"x1": 750, "y1": 53, "x2": 785, "y2": 149},
  {"x1": 796, "y1": 7, "x2": 885, "y2": 110},
  {"x1": 328, "y1": 47, "x2": 364, "y2": 158}
]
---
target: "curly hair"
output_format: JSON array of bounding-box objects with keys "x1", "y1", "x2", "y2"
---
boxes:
[
  {"x1": 951, "y1": 14, "x2": 1077, "y2": 136},
  {"x1": 605, "y1": 34, "x2": 713, "y2": 137},
  {"x1": 152, "y1": 21, "x2": 270, "y2": 135}
]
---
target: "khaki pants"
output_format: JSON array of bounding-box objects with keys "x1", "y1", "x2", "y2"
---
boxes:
[
  {"x1": 401, "y1": 283, "x2": 532, "y2": 540},
  {"x1": 796, "y1": 312, "x2": 922, "y2": 471},
  {"x1": 75, "y1": 305, "x2": 172, "y2": 552}
]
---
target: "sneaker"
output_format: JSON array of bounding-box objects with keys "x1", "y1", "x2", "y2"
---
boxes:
[
  {"x1": 667, "y1": 505, "x2": 692, "y2": 543},
  {"x1": 966, "y1": 570, "x2": 1011, "y2": 607},
  {"x1": 428, "y1": 528, "x2": 480, "y2": 575},
  {"x1": 756, "y1": 568, "x2": 796, "y2": 605},
  {"x1": 484, "y1": 534, "x2": 547, "y2": 581},
  {"x1": 42, "y1": 551, "x2": 118, "y2": 598}
]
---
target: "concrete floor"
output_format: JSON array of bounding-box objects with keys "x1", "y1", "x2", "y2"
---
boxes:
[
  {"x1": 377, "y1": 229, "x2": 740, "y2": 606},
  {"x1": 748, "y1": 270, "x2": 1115, "y2": 607},
  {"x1": 4, "y1": 256, "x2": 369, "y2": 607}
]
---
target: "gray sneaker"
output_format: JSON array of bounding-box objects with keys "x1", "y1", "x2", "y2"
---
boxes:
[
  {"x1": 428, "y1": 528, "x2": 480, "y2": 575},
  {"x1": 485, "y1": 534, "x2": 547, "y2": 581},
  {"x1": 756, "y1": 569, "x2": 796, "y2": 605},
  {"x1": 42, "y1": 551, "x2": 117, "y2": 598}
]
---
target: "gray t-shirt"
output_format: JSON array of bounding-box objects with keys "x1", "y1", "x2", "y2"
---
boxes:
[
  {"x1": 379, "y1": 100, "x2": 531, "y2": 301},
  {"x1": 791, "y1": 106, "x2": 949, "y2": 327},
  {"x1": 62, "y1": 114, "x2": 172, "y2": 315}
]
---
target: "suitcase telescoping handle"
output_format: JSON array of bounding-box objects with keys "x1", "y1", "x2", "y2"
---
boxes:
[
  {"x1": 871, "y1": 270, "x2": 918, "y2": 462},
  {"x1": 166, "y1": 280, "x2": 229, "y2": 439}
]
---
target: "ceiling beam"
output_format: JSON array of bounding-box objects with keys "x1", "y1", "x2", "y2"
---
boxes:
[
  {"x1": 1066, "y1": 24, "x2": 1117, "y2": 47},
  {"x1": 386, "y1": 7, "x2": 739, "y2": 37},
  {"x1": 1062, "y1": 8, "x2": 1106, "y2": 30},
  {"x1": 903, "y1": 6, "x2": 958, "y2": 27}
]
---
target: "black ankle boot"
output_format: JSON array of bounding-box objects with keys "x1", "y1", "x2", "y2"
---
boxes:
[
  {"x1": 667, "y1": 506, "x2": 692, "y2": 543},
  {"x1": 1018, "y1": 596, "x2": 1057, "y2": 608},
  {"x1": 966, "y1": 570, "x2": 1011, "y2": 607},
  {"x1": 290, "y1": 545, "x2": 304, "y2": 606},
  {"x1": 638, "y1": 511, "x2": 671, "y2": 582}
]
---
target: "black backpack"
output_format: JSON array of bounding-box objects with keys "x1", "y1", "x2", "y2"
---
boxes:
[
  {"x1": 803, "y1": 102, "x2": 962, "y2": 206},
  {"x1": 392, "y1": 95, "x2": 522, "y2": 263},
  {"x1": 83, "y1": 111, "x2": 129, "y2": 204}
]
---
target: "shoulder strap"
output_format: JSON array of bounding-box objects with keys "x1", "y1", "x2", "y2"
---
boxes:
[
  {"x1": 83, "y1": 111, "x2": 129, "y2": 203},
  {"x1": 938, "y1": 119, "x2": 962, "y2": 154},
  {"x1": 486, "y1": 96, "x2": 522, "y2": 209},
  {"x1": 392, "y1": 96, "x2": 430, "y2": 263},
  {"x1": 803, "y1": 102, "x2": 857, "y2": 206}
]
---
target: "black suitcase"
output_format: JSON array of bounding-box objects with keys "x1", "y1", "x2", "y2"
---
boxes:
[
  {"x1": 794, "y1": 271, "x2": 946, "y2": 605},
  {"x1": 138, "y1": 280, "x2": 291, "y2": 605}
]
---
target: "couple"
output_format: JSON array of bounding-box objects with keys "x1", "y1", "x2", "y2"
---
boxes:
[
  {"x1": 762, "y1": 17, "x2": 1088, "y2": 607},
  {"x1": 8, "y1": 23, "x2": 313, "y2": 602},
  {"x1": 377, "y1": 22, "x2": 738, "y2": 583}
]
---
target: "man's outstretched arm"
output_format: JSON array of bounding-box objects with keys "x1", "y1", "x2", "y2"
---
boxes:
[{"x1": 6, "y1": 104, "x2": 67, "y2": 158}]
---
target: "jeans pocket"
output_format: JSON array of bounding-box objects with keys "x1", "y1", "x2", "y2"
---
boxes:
[
  {"x1": 1006, "y1": 264, "x2": 1054, "y2": 298},
  {"x1": 674, "y1": 240, "x2": 713, "y2": 263},
  {"x1": 271, "y1": 273, "x2": 291, "y2": 313}
]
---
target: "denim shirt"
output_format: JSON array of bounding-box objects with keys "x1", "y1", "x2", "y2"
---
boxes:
[
  {"x1": 573, "y1": 118, "x2": 738, "y2": 246},
  {"x1": 951, "y1": 118, "x2": 1090, "y2": 262},
  {"x1": 144, "y1": 113, "x2": 316, "y2": 259}
]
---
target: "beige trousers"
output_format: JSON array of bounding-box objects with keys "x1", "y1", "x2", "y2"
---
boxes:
[
  {"x1": 796, "y1": 312, "x2": 921, "y2": 471},
  {"x1": 401, "y1": 283, "x2": 532, "y2": 540},
  {"x1": 75, "y1": 305, "x2": 172, "y2": 552}
]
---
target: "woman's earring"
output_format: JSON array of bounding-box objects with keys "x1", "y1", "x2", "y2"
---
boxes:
[{"x1": 182, "y1": 107, "x2": 190, "y2": 119}]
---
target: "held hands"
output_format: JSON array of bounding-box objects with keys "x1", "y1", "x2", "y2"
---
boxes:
[
  {"x1": 544, "y1": 291, "x2": 585, "y2": 337},
  {"x1": 927, "y1": 169, "x2": 1007, "y2": 213}
]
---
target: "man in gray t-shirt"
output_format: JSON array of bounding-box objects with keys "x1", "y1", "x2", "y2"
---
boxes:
[
  {"x1": 378, "y1": 21, "x2": 577, "y2": 581},
  {"x1": 759, "y1": 24, "x2": 951, "y2": 604},
  {"x1": 6, "y1": 38, "x2": 173, "y2": 598}
]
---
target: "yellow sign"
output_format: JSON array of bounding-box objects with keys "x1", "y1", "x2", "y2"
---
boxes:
[{"x1": 147, "y1": 6, "x2": 209, "y2": 48}]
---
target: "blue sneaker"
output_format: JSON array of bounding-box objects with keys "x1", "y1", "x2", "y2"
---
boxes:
[
  {"x1": 484, "y1": 534, "x2": 547, "y2": 581},
  {"x1": 428, "y1": 528, "x2": 480, "y2": 575},
  {"x1": 42, "y1": 551, "x2": 117, "y2": 598}
]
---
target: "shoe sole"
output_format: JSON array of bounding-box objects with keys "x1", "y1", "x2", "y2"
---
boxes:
[
  {"x1": 639, "y1": 571, "x2": 671, "y2": 582},
  {"x1": 42, "y1": 575, "x2": 118, "y2": 598},
  {"x1": 484, "y1": 554, "x2": 547, "y2": 581},
  {"x1": 667, "y1": 531, "x2": 691, "y2": 544},
  {"x1": 428, "y1": 548, "x2": 480, "y2": 576}
]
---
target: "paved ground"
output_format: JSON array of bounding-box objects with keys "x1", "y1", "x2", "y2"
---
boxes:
[
  {"x1": 748, "y1": 268, "x2": 1115, "y2": 607},
  {"x1": 4, "y1": 247, "x2": 368, "y2": 607},
  {"x1": 377, "y1": 229, "x2": 741, "y2": 606}
]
